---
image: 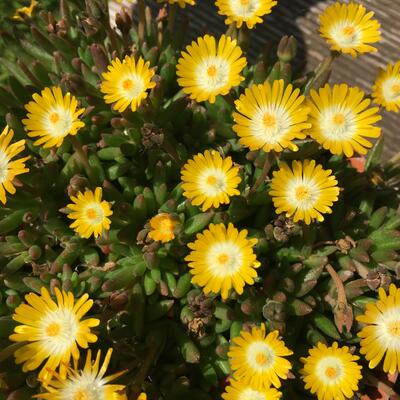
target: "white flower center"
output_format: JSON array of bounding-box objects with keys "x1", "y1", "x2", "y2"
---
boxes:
[
  {"x1": 199, "y1": 168, "x2": 228, "y2": 196},
  {"x1": 377, "y1": 307, "x2": 400, "y2": 348},
  {"x1": 59, "y1": 372, "x2": 106, "y2": 400},
  {"x1": 0, "y1": 149, "x2": 10, "y2": 184},
  {"x1": 229, "y1": 0, "x2": 260, "y2": 17},
  {"x1": 44, "y1": 107, "x2": 74, "y2": 138},
  {"x1": 206, "y1": 241, "x2": 243, "y2": 275},
  {"x1": 288, "y1": 178, "x2": 320, "y2": 210},
  {"x1": 84, "y1": 203, "x2": 105, "y2": 225},
  {"x1": 319, "y1": 106, "x2": 356, "y2": 140},
  {"x1": 316, "y1": 356, "x2": 344, "y2": 384},
  {"x1": 246, "y1": 341, "x2": 275, "y2": 372},
  {"x1": 330, "y1": 22, "x2": 361, "y2": 48},
  {"x1": 238, "y1": 387, "x2": 266, "y2": 400},
  {"x1": 197, "y1": 57, "x2": 230, "y2": 91},
  {"x1": 382, "y1": 77, "x2": 400, "y2": 102},
  {"x1": 120, "y1": 74, "x2": 146, "y2": 100},
  {"x1": 40, "y1": 308, "x2": 78, "y2": 355}
]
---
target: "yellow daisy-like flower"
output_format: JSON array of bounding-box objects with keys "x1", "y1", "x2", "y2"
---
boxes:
[
  {"x1": 157, "y1": 0, "x2": 195, "y2": 7},
  {"x1": 185, "y1": 223, "x2": 260, "y2": 299},
  {"x1": 228, "y1": 324, "x2": 293, "y2": 389},
  {"x1": 181, "y1": 150, "x2": 241, "y2": 211},
  {"x1": 35, "y1": 348, "x2": 127, "y2": 400},
  {"x1": 22, "y1": 86, "x2": 85, "y2": 148},
  {"x1": 215, "y1": 0, "x2": 277, "y2": 29},
  {"x1": 300, "y1": 342, "x2": 362, "y2": 400},
  {"x1": 357, "y1": 284, "x2": 400, "y2": 374},
  {"x1": 319, "y1": 2, "x2": 381, "y2": 57},
  {"x1": 176, "y1": 34, "x2": 247, "y2": 103},
  {"x1": 101, "y1": 56, "x2": 156, "y2": 113},
  {"x1": 372, "y1": 61, "x2": 400, "y2": 112},
  {"x1": 137, "y1": 394, "x2": 147, "y2": 400},
  {"x1": 148, "y1": 213, "x2": 178, "y2": 243},
  {"x1": 66, "y1": 187, "x2": 113, "y2": 239},
  {"x1": 270, "y1": 160, "x2": 340, "y2": 225},
  {"x1": 233, "y1": 79, "x2": 311, "y2": 152},
  {"x1": 0, "y1": 126, "x2": 29, "y2": 205},
  {"x1": 307, "y1": 84, "x2": 381, "y2": 157},
  {"x1": 9, "y1": 287, "x2": 99, "y2": 380},
  {"x1": 12, "y1": 0, "x2": 38, "y2": 21},
  {"x1": 222, "y1": 379, "x2": 281, "y2": 400}
]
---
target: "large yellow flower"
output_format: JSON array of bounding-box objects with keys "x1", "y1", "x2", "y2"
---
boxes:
[
  {"x1": 228, "y1": 324, "x2": 292, "y2": 389},
  {"x1": 176, "y1": 34, "x2": 247, "y2": 103},
  {"x1": 270, "y1": 160, "x2": 340, "y2": 225},
  {"x1": 9, "y1": 287, "x2": 99, "y2": 380},
  {"x1": 157, "y1": 0, "x2": 195, "y2": 7},
  {"x1": 222, "y1": 378, "x2": 281, "y2": 400},
  {"x1": 307, "y1": 83, "x2": 381, "y2": 157},
  {"x1": 357, "y1": 284, "x2": 400, "y2": 374},
  {"x1": 13, "y1": 0, "x2": 38, "y2": 21},
  {"x1": 185, "y1": 223, "x2": 260, "y2": 299},
  {"x1": 66, "y1": 187, "x2": 113, "y2": 239},
  {"x1": 300, "y1": 342, "x2": 362, "y2": 400},
  {"x1": 0, "y1": 126, "x2": 29, "y2": 204},
  {"x1": 215, "y1": 0, "x2": 277, "y2": 29},
  {"x1": 319, "y1": 2, "x2": 381, "y2": 57},
  {"x1": 101, "y1": 56, "x2": 156, "y2": 113},
  {"x1": 181, "y1": 150, "x2": 241, "y2": 211},
  {"x1": 148, "y1": 213, "x2": 178, "y2": 243},
  {"x1": 35, "y1": 348, "x2": 127, "y2": 400},
  {"x1": 233, "y1": 79, "x2": 311, "y2": 152},
  {"x1": 372, "y1": 61, "x2": 400, "y2": 112},
  {"x1": 22, "y1": 86, "x2": 85, "y2": 148}
]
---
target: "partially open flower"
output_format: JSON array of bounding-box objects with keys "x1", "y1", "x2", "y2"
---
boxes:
[{"x1": 372, "y1": 61, "x2": 400, "y2": 112}]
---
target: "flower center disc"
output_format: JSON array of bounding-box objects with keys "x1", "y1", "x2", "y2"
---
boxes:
[
  {"x1": 325, "y1": 366, "x2": 338, "y2": 378},
  {"x1": 263, "y1": 113, "x2": 276, "y2": 128},
  {"x1": 295, "y1": 185, "x2": 311, "y2": 201},
  {"x1": 50, "y1": 112, "x2": 60, "y2": 123},
  {"x1": 74, "y1": 390, "x2": 89, "y2": 400},
  {"x1": 46, "y1": 322, "x2": 61, "y2": 337},
  {"x1": 388, "y1": 320, "x2": 400, "y2": 336},
  {"x1": 123, "y1": 79, "x2": 134, "y2": 90},
  {"x1": 207, "y1": 65, "x2": 218, "y2": 77},
  {"x1": 332, "y1": 113, "x2": 345, "y2": 126}
]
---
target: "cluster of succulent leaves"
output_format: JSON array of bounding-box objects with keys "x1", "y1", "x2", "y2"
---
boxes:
[{"x1": 0, "y1": 0, "x2": 400, "y2": 399}]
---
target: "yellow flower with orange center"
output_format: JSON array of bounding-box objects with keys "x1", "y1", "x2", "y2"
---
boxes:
[
  {"x1": 222, "y1": 378, "x2": 281, "y2": 400},
  {"x1": 148, "y1": 213, "x2": 178, "y2": 243},
  {"x1": 372, "y1": 61, "x2": 400, "y2": 112}
]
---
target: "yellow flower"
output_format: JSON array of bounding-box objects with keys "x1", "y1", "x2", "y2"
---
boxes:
[
  {"x1": 307, "y1": 83, "x2": 381, "y2": 157},
  {"x1": 137, "y1": 394, "x2": 147, "y2": 400},
  {"x1": 12, "y1": 0, "x2": 38, "y2": 21},
  {"x1": 222, "y1": 378, "x2": 281, "y2": 400},
  {"x1": 157, "y1": 0, "x2": 195, "y2": 7},
  {"x1": 177, "y1": 34, "x2": 247, "y2": 103},
  {"x1": 9, "y1": 287, "x2": 99, "y2": 380},
  {"x1": 319, "y1": 2, "x2": 381, "y2": 57},
  {"x1": 300, "y1": 342, "x2": 362, "y2": 400},
  {"x1": 148, "y1": 213, "x2": 178, "y2": 243},
  {"x1": 215, "y1": 0, "x2": 277, "y2": 29},
  {"x1": 181, "y1": 150, "x2": 241, "y2": 211},
  {"x1": 67, "y1": 187, "x2": 113, "y2": 239},
  {"x1": 270, "y1": 160, "x2": 340, "y2": 225},
  {"x1": 185, "y1": 223, "x2": 260, "y2": 299},
  {"x1": 0, "y1": 126, "x2": 29, "y2": 205},
  {"x1": 372, "y1": 61, "x2": 400, "y2": 112},
  {"x1": 233, "y1": 79, "x2": 311, "y2": 152},
  {"x1": 101, "y1": 55, "x2": 156, "y2": 113},
  {"x1": 357, "y1": 283, "x2": 400, "y2": 374},
  {"x1": 22, "y1": 86, "x2": 85, "y2": 148},
  {"x1": 35, "y1": 348, "x2": 127, "y2": 400},
  {"x1": 228, "y1": 324, "x2": 292, "y2": 389}
]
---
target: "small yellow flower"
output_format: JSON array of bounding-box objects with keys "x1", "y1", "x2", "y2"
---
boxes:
[
  {"x1": 222, "y1": 378, "x2": 281, "y2": 400},
  {"x1": 148, "y1": 213, "x2": 178, "y2": 243},
  {"x1": 300, "y1": 342, "x2": 362, "y2": 400},
  {"x1": 186, "y1": 223, "x2": 260, "y2": 299},
  {"x1": 101, "y1": 55, "x2": 156, "y2": 113},
  {"x1": 157, "y1": 0, "x2": 195, "y2": 7},
  {"x1": 9, "y1": 287, "x2": 99, "y2": 380},
  {"x1": 181, "y1": 150, "x2": 241, "y2": 211},
  {"x1": 177, "y1": 34, "x2": 247, "y2": 103},
  {"x1": 12, "y1": 0, "x2": 38, "y2": 21},
  {"x1": 22, "y1": 86, "x2": 85, "y2": 148},
  {"x1": 319, "y1": 2, "x2": 381, "y2": 57},
  {"x1": 35, "y1": 348, "x2": 127, "y2": 400},
  {"x1": 233, "y1": 79, "x2": 311, "y2": 152},
  {"x1": 372, "y1": 61, "x2": 400, "y2": 112},
  {"x1": 270, "y1": 160, "x2": 340, "y2": 225},
  {"x1": 66, "y1": 187, "x2": 113, "y2": 239},
  {"x1": 215, "y1": 0, "x2": 277, "y2": 29},
  {"x1": 228, "y1": 324, "x2": 293, "y2": 390},
  {"x1": 357, "y1": 284, "x2": 400, "y2": 374},
  {"x1": 137, "y1": 394, "x2": 147, "y2": 400},
  {"x1": 0, "y1": 126, "x2": 29, "y2": 205},
  {"x1": 307, "y1": 83, "x2": 381, "y2": 157}
]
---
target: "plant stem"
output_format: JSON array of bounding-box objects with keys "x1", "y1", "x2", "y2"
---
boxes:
[
  {"x1": 238, "y1": 25, "x2": 250, "y2": 52},
  {"x1": 69, "y1": 136, "x2": 97, "y2": 186},
  {"x1": 168, "y1": 3, "x2": 177, "y2": 36},
  {"x1": 226, "y1": 23, "x2": 237, "y2": 40},
  {"x1": 249, "y1": 151, "x2": 275, "y2": 195},
  {"x1": 138, "y1": 0, "x2": 146, "y2": 44}
]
